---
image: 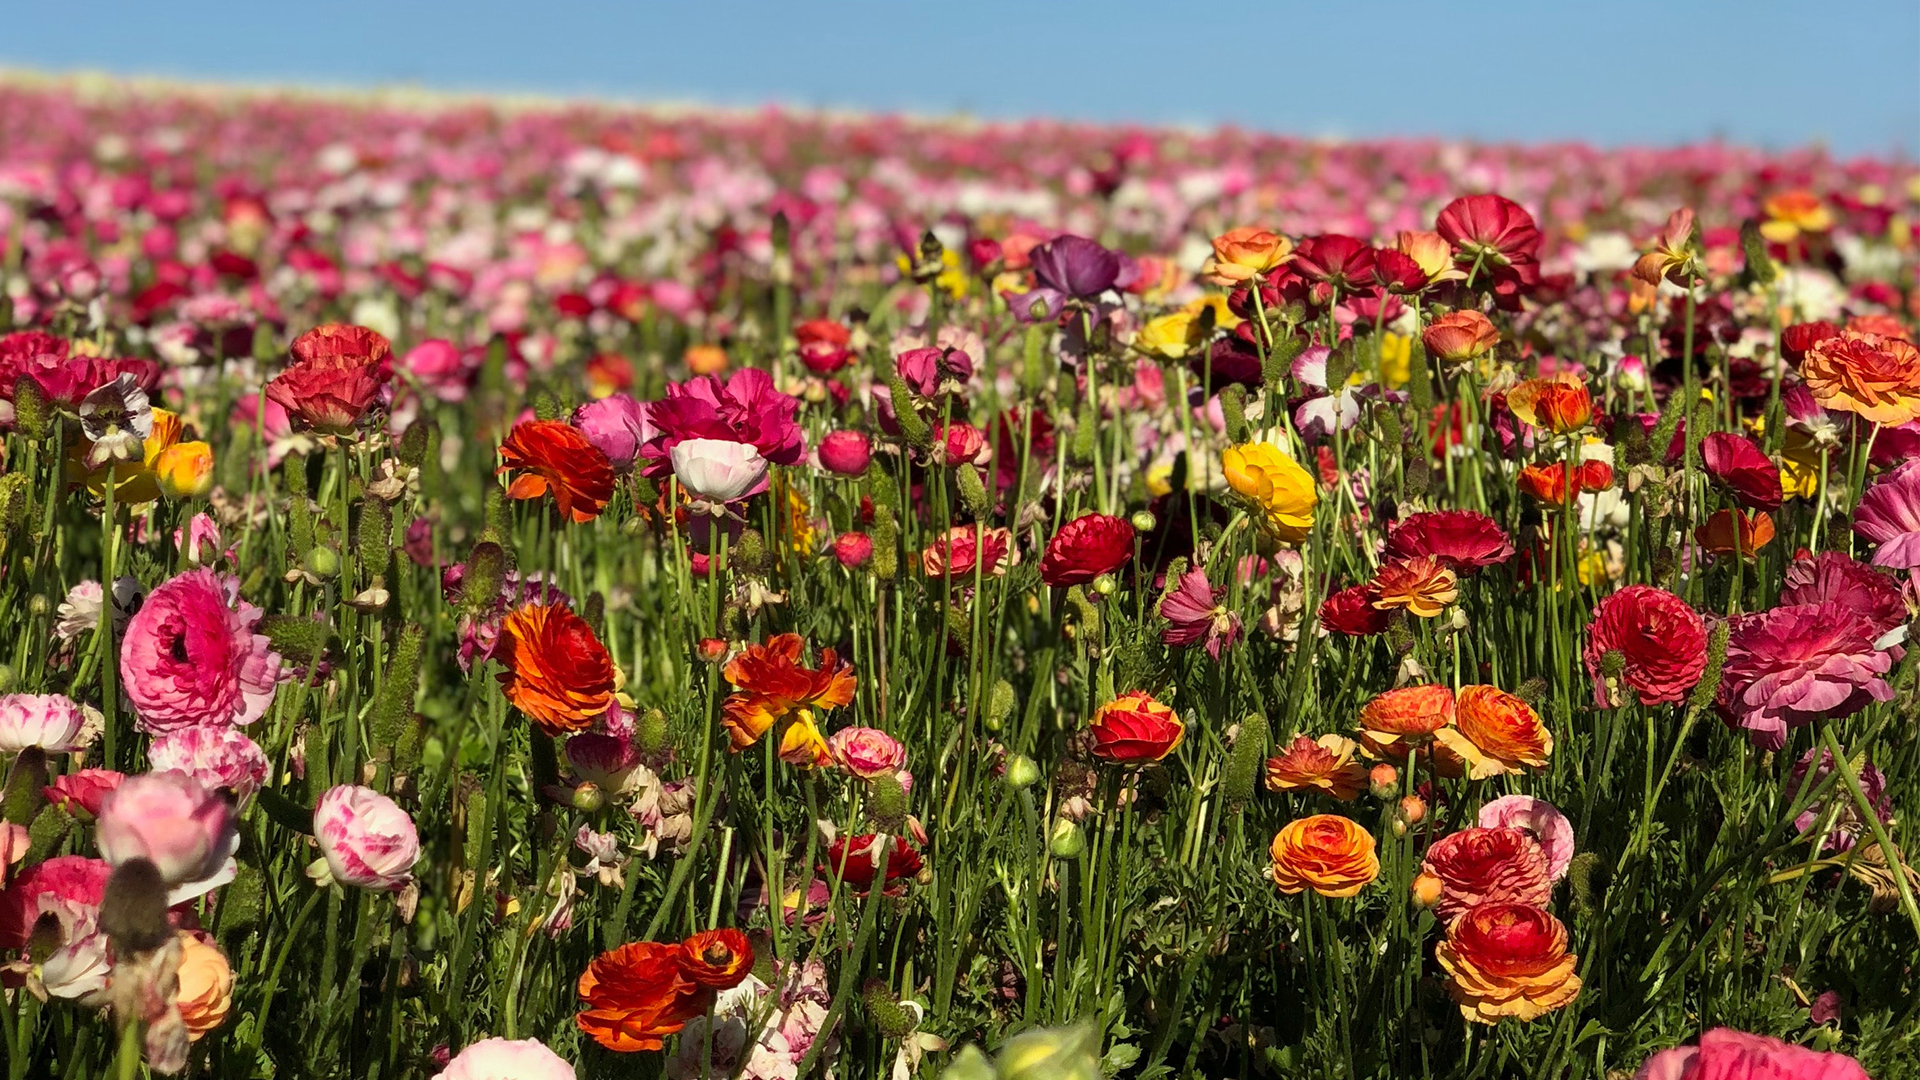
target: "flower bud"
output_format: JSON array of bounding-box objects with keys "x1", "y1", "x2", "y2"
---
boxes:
[
  {"x1": 637, "y1": 708, "x2": 673, "y2": 758},
  {"x1": 1368, "y1": 763, "x2": 1399, "y2": 801},
  {"x1": 1398, "y1": 794, "x2": 1427, "y2": 825},
  {"x1": 571, "y1": 782, "x2": 604, "y2": 813},
  {"x1": 12, "y1": 377, "x2": 50, "y2": 441},
  {"x1": 1048, "y1": 818, "x2": 1085, "y2": 859},
  {"x1": 1411, "y1": 871, "x2": 1443, "y2": 908},
  {"x1": 156, "y1": 442, "x2": 215, "y2": 499},
  {"x1": 1091, "y1": 573, "x2": 1118, "y2": 596},
  {"x1": 1129, "y1": 510, "x2": 1156, "y2": 534},
  {"x1": 1220, "y1": 711, "x2": 1267, "y2": 810},
  {"x1": 867, "y1": 773, "x2": 909, "y2": 831},
  {"x1": 986, "y1": 679, "x2": 1016, "y2": 731},
  {"x1": 862, "y1": 980, "x2": 920, "y2": 1038},
  {"x1": 304, "y1": 545, "x2": 340, "y2": 580},
  {"x1": 1003, "y1": 754, "x2": 1041, "y2": 789}
]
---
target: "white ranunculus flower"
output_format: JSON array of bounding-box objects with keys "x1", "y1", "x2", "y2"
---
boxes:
[{"x1": 671, "y1": 438, "x2": 768, "y2": 506}]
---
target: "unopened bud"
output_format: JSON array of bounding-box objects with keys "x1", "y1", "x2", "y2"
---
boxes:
[
  {"x1": 867, "y1": 773, "x2": 909, "y2": 831},
  {"x1": 1398, "y1": 794, "x2": 1427, "y2": 825},
  {"x1": 986, "y1": 679, "x2": 1017, "y2": 731},
  {"x1": 571, "y1": 782, "x2": 604, "y2": 813},
  {"x1": 1368, "y1": 763, "x2": 1399, "y2": 801},
  {"x1": 637, "y1": 709, "x2": 672, "y2": 758},
  {"x1": 303, "y1": 545, "x2": 340, "y2": 579},
  {"x1": 1129, "y1": 510, "x2": 1156, "y2": 534},
  {"x1": 1048, "y1": 818, "x2": 1085, "y2": 859},
  {"x1": 1003, "y1": 754, "x2": 1041, "y2": 789},
  {"x1": 862, "y1": 980, "x2": 920, "y2": 1038},
  {"x1": 1411, "y1": 871, "x2": 1443, "y2": 909},
  {"x1": 1091, "y1": 573, "x2": 1118, "y2": 596}
]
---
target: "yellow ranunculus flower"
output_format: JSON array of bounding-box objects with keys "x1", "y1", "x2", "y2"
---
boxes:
[
  {"x1": 1134, "y1": 311, "x2": 1203, "y2": 360},
  {"x1": 1778, "y1": 430, "x2": 1824, "y2": 501},
  {"x1": 155, "y1": 440, "x2": 215, "y2": 499},
  {"x1": 1222, "y1": 442, "x2": 1318, "y2": 544},
  {"x1": 67, "y1": 407, "x2": 191, "y2": 505},
  {"x1": 1376, "y1": 333, "x2": 1411, "y2": 388}
]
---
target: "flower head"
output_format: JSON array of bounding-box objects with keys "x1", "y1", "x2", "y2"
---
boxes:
[
  {"x1": 1437, "y1": 685, "x2": 1552, "y2": 778},
  {"x1": 1268, "y1": 815, "x2": 1379, "y2": 897},
  {"x1": 828, "y1": 727, "x2": 906, "y2": 780},
  {"x1": 147, "y1": 727, "x2": 268, "y2": 800},
  {"x1": 639, "y1": 369, "x2": 805, "y2": 481},
  {"x1": 1853, "y1": 459, "x2": 1920, "y2": 569},
  {"x1": 1422, "y1": 310, "x2": 1499, "y2": 363},
  {"x1": 721, "y1": 634, "x2": 855, "y2": 764},
  {"x1": 1719, "y1": 601, "x2": 1894, "y2": 750},
  {"x1": 96, "y1": 771, "x2": 238, "y2": 888},
  {"x1": 1384, "y1": 511, "x2": 1514, "y2": 574},
  {"x1": 0, "y1": 694, "x2": 93, "y2": 753},
  {"x1": 313, "y1": 784, "x2": 421, "y2": 892},
  {"x1": 576, "y1": 941, "x2": 708, "y2": 1052},
  {"x1": 496, "y1": 602, "x2": 617, "y2": 736},
  {"x1": 1700, "y1": 432, "x2": 1783, "y2": 510},
  {"x1": 1633, "y1": 1028, "x2": 1868, "y2": 1080},
  {"x1": 1264, "y1": 735, "x2": 1367, "y2": 801},
  {"x1": 1477, "y1": 796, "x2": 1575, "y2": 882},
  {"x1": 571, "y1": 395, "x2": 651, "y2": 472},
  {"x1": 499, "y1": 420, "x2": 617, "y2": 523},
  {"x1": 175, "y1": 932, "x2": 234, "y2": 1041},
  {"x1": 1029, "y1": 235, "x2": 1121, "y2": 300},
  {"x1": 1419, "y1": 827, "x2": 1553, "y2": 920},
  {"x1": 1200, "y1": 227, "x2": 1292, "y2": 285},
  {"x1": 1437, "y1": 903, "x2": 1581, "y2": 1024},
  {"x1": 1357, "y1": 684, "x2": 1456, "y2": 758},
  {"x1": 1583, "y1": 585, "x2": 1707, "y2": 708},
  {"x1": 1222, "y1": 442, "x2": 1318, "y2": 544},
  {"x1": 265, "y1": 324, "x2": 393, "y2": 434},
  {"x1": 438, "y1": 1038, "x2": 575, "y2": 1080},
  {"x1": 671, "y1": 438, "x2": 768, "y2": 506},
  {"x1": 1158, "y1": 565, "x2": 1242, "y2": 659},
  {"x1": 1799, "y1": 330, "x2": 1920, "y2": 426},
  {"x1": 1087, "y1": 691, "x2": 1184, "y2": 763},
  {"x1": 1040, "y1": 514, "x2": 1135, "y2": 587},
  {"x1": 1369, "y1": 557, "x2": 1458, "y2": 619},
  {"x1": 820, "y1": 834, "x2": 922, "y2": 896},
  {"x1": 119, "y1": 569, "x2": 282, "y2": 734},
  {"x1": 1505, "y1": 375, "x2": 1592, "y2": 434},
  {"x1": 922, "y1": 526, "x2": 1017, "y2": 580}
]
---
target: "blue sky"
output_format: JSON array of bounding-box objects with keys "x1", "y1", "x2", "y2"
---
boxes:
[{"x1": 7, "y1": 1, "x2": 1917, "y2": 155}]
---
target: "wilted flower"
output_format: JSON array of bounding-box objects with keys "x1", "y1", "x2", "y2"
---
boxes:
[
  {"x1": 1158, "y1": 565, "x2": 1242, "y2": 659},
  {"x1": 1786, "y1": 747, "x2": 1893, "y2": 854}
]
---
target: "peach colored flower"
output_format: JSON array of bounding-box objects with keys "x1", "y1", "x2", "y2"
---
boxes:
[
  {"x1": 1437, "y1": 903, "x2": 1581, "y2": 1024},
  {"x1": 1798, "y1": 330, "x2": 1920, "y2": 426},
  {"x1": 1200, "y1": 226, "x2": 1293, "y2": 285},
  {"x1": 1369, "y1": 556, "x2": 1458, "y2": 618},
  {"x1": 1435, "y1": 685, "x2": 1553, "y2": 778},
  {"x1": 1264, "y1": 734, "x2": 1368, "y2": 801},
  {"x1": 1268, "y1": 815, "x2": 1379, "y2": 898}
]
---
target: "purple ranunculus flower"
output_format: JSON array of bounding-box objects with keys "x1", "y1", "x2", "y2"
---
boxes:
[{"x1": 1029, "y1": 234, "x2": 1121, "y2": 300}]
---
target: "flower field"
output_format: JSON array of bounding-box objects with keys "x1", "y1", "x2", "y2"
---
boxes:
[{"x1": 0, "y1": 78, "x2": 1918, "y2": 1078}]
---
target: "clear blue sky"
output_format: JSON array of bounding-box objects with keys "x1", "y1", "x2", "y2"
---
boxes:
[{"x1": 7, "y1": 1, "x2": 1917, "y2": 155}]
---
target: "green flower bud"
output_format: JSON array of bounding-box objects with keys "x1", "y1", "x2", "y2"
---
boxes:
[
  {"x1": 637, "y1": 709, "x2": 672, "y2": 759},
  {"x1": 1129, "y1": 510, "x2": 1156, "y2": 534},
  {"x1": 1091, "y1": 573, "x2": 1118, "y2": 596},
  {"x1": 397, "y1": 417, "x2": 438, "y2": 469},
  {"x1": 12, "y1": 376, "x2": 50, "y2": 441},
  {"x1": 1568, "y1": 850, "x2": 1608, "y2": 913},
  {"x1": 258, "y1": 615, "x2": 329, "y2": 665},
  {"x1": 986, "y1": 679, "x2": 1017, "y2": 731},
  {"x1": 955, "y1": 465, "x2": 992, "y2": 519},
  {"x1": 304, "y1": 545, "x2": 340, "y2": 580},
  {"x1": 1218, "y1": 384, "x2": 1249, "y2": 445},
  {"x1": 1003, "y1": 754, "x2": 1041, "y2": 790},
  {"x1": 25, "y1": 802, "x2": 72, "y2": 863},
  {"x1": 1048, "y1": 818, "x2": 1085, "y2": 859},
  {"x1": 1020, "y1": 325, "x2": 1050, "y2": 396},
  {"x1": 1222, "y1": 712, "x2": 1268, "y2": 810},
  {"x1": 572, "y1": 782, "x2": 605, "y2": 813},
  {"x1": 532, "y1": 388, "x2": 565, "y2": 422},
  {"x1": 862, "y1": 980, "x2": 920, "y2": 1038},
  {"x1": 462, "y1": 541, "x2": 508, "y2": 618}
]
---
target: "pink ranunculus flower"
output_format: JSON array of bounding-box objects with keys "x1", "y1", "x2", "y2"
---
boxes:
[
  {"x1": 1852, "y1": 458, "x2": 1920, "y2": 569},
  {"x1": 638, "y1": 368, "x2": 805, "y2": 481},
  {"x1": 42, "y1": 768, "x2": 125, "y2": 820},
  {"x1": 0, "y1": 854, "x2": 113, "y2": 1004},
  {"x1": 95, "y1": 771, "x2": 239, "y2": 890},
  {"x1": 827, "y1": 727, "x2": 907, "y2": 780},
  {"x1": 312, "y1": 785, "x2": 421, "y2": 893},
  {"x1": 0, "y1": 693, "x2": 94, "y2": 753},
  {"x1": 1634, "y1": 1027, "x2": 1869, "y2": 1080},
  {"x1": 564, "y1": 732, "x2": 644, "y2": 794},
  {"x1": 119, "y1": 568, "x2": 283, "y2": 734},
  {"x1": 572, "y1": 393, "x2": 651, "y2": 471},
  {"x1": 670, "y1": 437, "x2": 769, "y2": 505},
  {"x1": 1158, "y1": 566, "x2": 1242, "y2": 660},
  {"x1": 173, "y1": 512, "x2": 226, "y2": 567},
  {"x1": 1476, "y1": 795, "x2": 1576, "y2": 882},
  {"x1": 816, "y1": 430, "x2": 871, "y2": 476},
  {"x1": 400, "y1": 339, "x2": 478, "y2": 403},
  {"x1": 147, "y1": 727, "x2": 269, "y2": 801},
  {"x1": 1718, "y1": 601, "x2": 1895, "y2": 750},
  {"x1": 437, "y1": 1037, "x2": 575, "y2": 1080}
]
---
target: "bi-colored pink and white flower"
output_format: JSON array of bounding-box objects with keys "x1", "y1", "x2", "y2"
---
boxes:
[
  {"x1": 95, "y1": 771, "x2": 239, "y2": 891},
  {"x1": 312, "y1": 784, "x2": 422, "y2": 893},
  {"x1": 0, "y1": 693, "x2": 95, "y2": 754}
]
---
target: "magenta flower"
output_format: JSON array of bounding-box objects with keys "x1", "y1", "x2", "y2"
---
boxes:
[
  {"x1": 571, "y1": 393, "x2": 651, "y2": 471},
  {"x1": 312, "y1": 785, "x2": 421, "y2": 893},
  {"x1": 399, "y1": 338, "x2": 478, "y2": 403},
  {"x1": 147, "y1": 726, "x2": 269, "y2": 801},
  {"x1": 1633, "y1": 1027, "x2": 1868, "y2": 1080},
  {"x1": 1719, "y1": 601, "x2": 1895, "y2": 750},
  {"x1": 816, "y1": 430, "x2": 872, "y2": 476},
  {"x1": 119, "y1": 569, "x2": 282, "y2": 735},
  {"x1": 1779, "y1": 551, "x2": 1907, "y2": 638},
  {"x1": 1786, "y1": 746, "x2": 1892, "y2": 854},
  {"x1": 895, "y1": 346, "x2": 974, "y2": 397},
  {"x1": 1384, "y1": 510, "x2": 1515, "y2": 574},
  {"x1": 1158, "y1": 566, "x2": 1241, "y2": 660},
  {"x1": 95, "y1": 771, "x2": 239, "y2": 890},
  {"x1": 1852, "y1": 459, "x2": 1920, "y2": 569},
  {"x1": 638, "y1": 369, "x2": 804, "y2": 481}
]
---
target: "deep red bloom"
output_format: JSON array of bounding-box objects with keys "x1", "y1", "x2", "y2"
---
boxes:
[
  {"x1": 1700, "y1": 432, "x2": 1782, "y2": 510},
  {"x1": 1435, "y1": 194, "x2": 1542, "y2": 269},
  {"x1": 820, "y1": 834, "x2": 923, "y2": 895},
  {"x1": 1040, "y1": 513, "x2": 1135, "y2": 586},
  {"x1": 1583, "y1": 585, "x2": 1707, "y2": 708},
  {"x1": 1372, "y1": 249, "x2": 1429, "y2": 294},
  {"x1": 1781, "y1": 320, "x2": 1841, "y2": 365},
  {"x1": 1291, "y1": 235, "x2": 1378, "y2": 297},
  {"x1": 795, "y1": 319, "x2": 855, "y2": 375},
  {"x1": 3, "y1": 348, "x2": 162, "y2": 409},
  {"x1": 1320, "y1": 584, "x2": 1391, "y2": 636},
  {"x1": 1384, "y1": 511, "x2": 1515, "y2": 574},
  {"x1": 265, "y1": 324, "x2": 394, "y2": 434}
]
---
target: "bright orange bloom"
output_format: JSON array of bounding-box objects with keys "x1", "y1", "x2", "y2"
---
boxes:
[
  {"x1": 1695, "y1": 508, "x2": 1775, "y2": 558},
  {"x1": 721, "y1": 634, "x2": 855, "y2": 764},
  {"x1": 1758, "y1": 190, "x2": 1832, "y2": 245},
  {"x1": 496, "y1": 602, "x2": 617, "y2": 735},
  {"x1": 498, "y1": 419, "x2": 617, "y2": 523},
  {"x1": 1505, "y1": 375, "x2": 1592, "y2": 433},
  {"x1": 1798, "y1": 330, "x2": 1920, "y2": 426},
  {"x1": 1369, "y1": 556, "x2": 1458, "y2": 619},
  {"x1": 1265, "y1": 734, "x2": 1368, "y2": 801},
  {"x1": 1201, "y1": 226, "x2": 1293, "y2": 285},
  {"x1": 1421, "y1": 310, "x2": 1499, "y2": 363},
  {"x1": 1436, "y1": 685, "x2": 1553, "y2": 778},
  {"x1": 678, "y1": 929, "x2": 754, "y2": 988},
  {"x1": 1268, "y1": 815, "x2": 1379, "y2": 898},
  {"x1": 575, "y1": 941, "x2": 708, "y2": 1052},
  {"x1": 1517, "y1": 460, "x2": 1612, "y2": 505},
  {"x1": 1437, "y1": 903, "x2": 1582, "y2": 1024},
  {"x1": 685, "y1": 343, "x2": 729, "y2": 375},
  {"x1": 1357, "y1": 684, "x2": 1456, "y2": 760}
]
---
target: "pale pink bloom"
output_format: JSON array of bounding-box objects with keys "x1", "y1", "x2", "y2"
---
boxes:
[
  {"x1": 1159, "y1": 566, "x2": 1241, "y2": 660},
  {"x1": 1634, "y1": 1027, "x2": 1868, "y2": 1080},
  {"x1": 313, "y1": 785, "x2": 420, "y2": 892},
  {"x1": 670, "y1": 437, "x2": 769, "y2": 504},
  {"x1": 148, "y1": 727, "x2": 269, "y2": 800},
  {"x1": 1476, "y1": 795, "x2": 1576, "y2": 882},
  {"x1": 95, "y1": 771, "x2": 239, "y2": 890},
  {"x1": 0, "y1": 693, "x2": 94, "y2": 753},
  {"x1": 828, "y1": 727, "x2": 907, "y2": 779},
  {"x1": 53, "y1": 577, "x2": 144, "y2": 642},
  {"x1": 119, "y1": 569, "x2": 283, "y2": 734},
  {"x1": 437, "y1": 1037, "x2": 575, "y2": 1080}
]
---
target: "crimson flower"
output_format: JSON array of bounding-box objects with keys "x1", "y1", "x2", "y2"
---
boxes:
[
  {"x1": 1583, "y1": 585, "x2": 1707, "y2": 708},
  {"x1": 1700, "y1": 432, "x2": 1782, "y2": 510},
  {"x1": 1040, "y1": 513, "x2": 1135, "y2": 586},
  {"x1": 1384, "y1": 511, "x2": 1514, "y2": 574}
]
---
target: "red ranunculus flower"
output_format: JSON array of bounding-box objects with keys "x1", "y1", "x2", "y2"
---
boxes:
[
  {"x1": 498, "y1": 419, "x2": 617, "y2": 523},
  {"x1": 1087, "y1": 690, "x2": 1185, "y2": 763},
  {"x1": 1319, "y1": 584, "x2": 1390, "y2": 636},
  {"x1": 1700, "y1": 432, "x2": 1782, "y2": 510},
  {"x1": 1435, "y1": 194, "x2": 1542, "y2": 309},
  {"x1": 1290, "y1": 234, "x2": 1378, "y2": 298},
  {"x1": 264, "y1": 324, "x2": 393, "y2": 434},
  {"x1": 1419, "y1": 827, "x2": 1553, "y2": 921},
  {"x1": 820, "y1": 834, "x2": 923, "y2": 895},
  {"x1": 1384, "y1": 511, "x2": 1515, "y2": 574},
  {"x1": 1040, "y1": 513, "x2": 1135, "y2": 586},
  {"x1": 795, "y1": 319, "x2": 855, "y2": 374},
  {"x1": 1780, "y1": 320, "x2": 1840, "y2": 365},
  {"x1": 1583, "y1": 585, "x2": 1707, "y2": 708}
]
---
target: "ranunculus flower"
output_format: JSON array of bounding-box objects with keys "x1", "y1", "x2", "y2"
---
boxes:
[
  {"x1": 1029, "y1": 234, "x2": 1121, "y2": 300},
  {"x1": 1583, "y1": 585, "x2": 1707, "y2": 708},
  {"x1": 895, "y1": 346, "x2": 975, "y2": 397},
  {"x1": 496, "y1": 602, "x2": 617, "y2": 736},
  {"x1": 720, "y1": 634, "x2": 855, "y2": 762},
  {"x1": 1419, "y1": 827, "x2": 1553, "y2": 920},
  {"x1": 1505, "y1": 375, "x2": 1592, "y2": 433},
  {"x1": 1264, "y1": 734, "x2": 1367, "y2": 801},
  {"x1": 1369, "y1": 556, "x2": 1457, "y2": 619},
  {"x1": 175, "y1": 932, "x2": 233, "y2": 1040},
  {"x1": 571, "y1": 395, "x2": 651, "y2": 471},
  {"x1": 1779, "y1": 551, "x2": 1907, "y2": 637},
  {"x1": 1700, "y1": 432, "x2": 1783, "y2": 510},
  {"x1": 1786, "y1": 746, "x2": 1892, "y2": 854},
  {"x1": 1434, "y1": 193, "x2": 1542, "y2": 307},
  {"x1": 0, "y1": 854, "x2": 110, "y2": 952},
  {"x1": 1781, "y1": 321, "x2": 1842, "y2": 364},
  {"x1": 1437, "y1": 903, "x2": 1581, "y2": 1024},
  {"x1": 1268, "y1": 815, "x2": 1379, "y2": 898},
  {"x1": 678, "y1": 928, "x2": 754, "y2": 988},
  {"x1": 265, "y1": 323, "x2": 393, "y2": 434},
  {"x1": 1087, "y1": 691, "x2": 1185, "y2": 763},
  {"x1": 1799, "y1": 329, "x2": 1920, "y2": 426},
  {"x1": 1158, "y1": 565, "x2": 1241, "y2": 659},
  {"x1": 438, "y1": 1037, "x2": 575, "y2": 1080},
  {"x1": 1477, "y1": 796, "x2": 1575, "y2": 882},
  {"x1": 1384, "y1": 511, "x2": 1514, "y2": 574},
  {"x1": 1040, "y1": 513, "x2": 1135, "y2": 586},
  {"x1": 922, "y1": 526, "x2": 1016, "y2": 580},
  {"x1": 639, "y1": 369, "x2": 806, "y2": 479},
  {"x1": 1291, "y1": 234, "x2": 1377, "y2": 296},
  {"x1": 154, "y1": 440, "x2": 214, "y2": 498},
  {"x1": 313, "y1": 784, "x2": 421, "y2": 892},
  {"x1": 1694, "y1": 508, "x2": 1775, "y2": 558},
  {"x1": 1633, "y1": 1027, "x2": 1869, "y2": 1080},
  {"x1": 96, "y1": 771, "x2": 238, "y2": 888},
  {"x1": 820, "y1": 834, "x2": 923, "y2": 896},
  {"x1": 119, "y1": 568, "x2": 282, "y2": 734},
  {"x1": 1518, "y1": 460, "x2": 1613, "y2": 505},
  {"x1": 1319, "y1": 584, "x2": 1391, "y2": 636},
  {"x1": 576, "y1": 940, "x2": 708, "y2": 1052},
  {"x1": 147, "y1": 727, "x2": 268, "y2": 800},
  {"x1": 794, "y1": 318, "x2": 854, "y2": 375},
  {"x1": 828, "y1": 727, "x2": 906, "y2": 779},
  {"x1": 400, "y1": 339, "x2": 477, "y2": 403},
  {"x1": 1852, "y1": 459, "x2": 1920, "y2": 569},
  {"x1": 565, "y1": 732, "x2": 643, "y2": 794},
  {"x1": 1222, "y1": 442, "x2": 1318, "y2": 544},
  {"x1": 1437, "y1": 685, "x2": 1552, "y2": 778},
  {"x1": 1200, "y1": 226, "x2": 1292, "y2": 285},
  {"x1": 1422, "y1": 310, "x2": 1499, "y2": 363},
  {"x1": 816, "y1": 430, "x2": 872, "y2": 476},
  {"x1": 42, "y1": 769, "x2": 125, "y2": 820},
  {"x1": 499, "y1": 419, "x2": 617, "y2": 523},
  {"x1": 1718, "y1": 601, "x2": 1894, "y2": 750},
  {"x1": 832, "y1": 532, "x2": 874, "y2": 568},
  {"x1": 671, "y1": 437, "x2": 769, "y2": 505},
  {"x1": 1357, "y1": 684, "x2": 1455, "y2": 759},
  {"x1": 0, "y1": 693, "x2": 93, "y2": 753}
]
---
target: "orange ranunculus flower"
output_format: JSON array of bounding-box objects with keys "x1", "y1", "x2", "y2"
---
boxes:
[
  {"x1": 1087, "y1": 691, "x2": 1185, "y2": 763},
  {"x1": 1758, "y1": 190, "x2": 1832, "y2": 245},
  {"x1": 175, "y1": 932, "x2": 233, "y2": 1040},
  {"x1": 154, "y1": 440, "x2": 214, "y2": 499},
  {"x1": 1517, "y1": 460, "x2": 1612, "y2": 506},
  {"x1": 1265, "y1": 734, "x2": 1368, "y2": 801},
  {"x1": 498, "y1": 419, "x2": 617, "y2": 523},
  {"x1": 685, "y1": 343, "x2": 730, "y2": 376},
  {"x1": 496, "y1": 602, "x2": 617, "y2": 735},
  {"x1": 576, "y1": 941, "x2": 708, "y2": 1052},
  {"x1": 1201, "y1": 226, "x2": 1293, "y2": 285},
  {"x1": 1396, "y1": 231, "x2": 1466, "y2": 286},
  {"x1": 1631, "y1": 207, "x2": 1697, "y2": 287},
  {"x1": 721, "y1": 633, "x2": 855, "y2": 762},
  {"x1": 677, "y1": 928, "x2": 754, "y2": 988},
  {"x1": 1369, "y1": 556, "x2": 1458, "y2": 619},
  {"x1": 1420, "y1": 310, "x2": 1498, "y2": 363},
  {"x1": 1846, "y1": 313, "x2": 1909, "y2": 340},
  {"x1": 1694, "y1": 508, "x2": 1775, "y2": 558},
  {"x1": 1435, "y1": 685, "x2": 1553, "y2": 778},
  {"x1": 1505, "y1": 375, "x2": 1592, "y2": 433},
  {"x1": 1436, "y1": 903, "x2": 1582, "y2": 1024},
  {"x1": 1798, "y1": 330, "x2": 1920, "y2": 426},
  {"x1": 1268, "y1": 815, "x2": 1380, "y2": 898},
  {"x1": 1357, "y1": 684, "x2": 1456, "y2": 761}
]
